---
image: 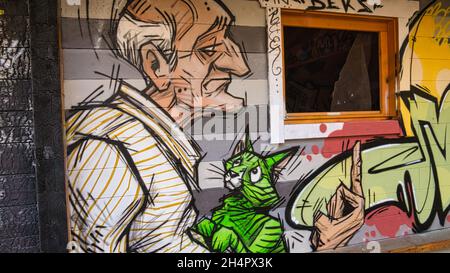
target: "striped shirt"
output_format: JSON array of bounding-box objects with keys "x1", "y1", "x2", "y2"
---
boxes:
[{"x1": 66, "y1": 83, "x2": 208, "y2": 253}]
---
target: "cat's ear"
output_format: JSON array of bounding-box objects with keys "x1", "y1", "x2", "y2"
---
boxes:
[
  {"x1": 232, "y1": 129, "x2": 254, "y2": 156},
  {"x1": 245, "y1": 130, "x2": 254, "y2": 152},
  {"x1": 232, "y1": 140, "x2": 246, "y2": 156},
  {"x1": 265, "y1": 148, "x2": 298, "y2": 171}
]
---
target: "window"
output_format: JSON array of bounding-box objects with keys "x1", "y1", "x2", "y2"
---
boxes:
[{"x1": 281, "y1": 10, "x2": 398, "y2": 124}]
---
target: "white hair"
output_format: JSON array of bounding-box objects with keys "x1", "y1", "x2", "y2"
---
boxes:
[{"x1": 116, "y1": 13, "x2": 175, "y2": 73}]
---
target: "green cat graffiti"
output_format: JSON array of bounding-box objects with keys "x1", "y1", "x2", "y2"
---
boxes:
[{"x1": 190, "y1": 133, "x2": 296, "y2": 253}]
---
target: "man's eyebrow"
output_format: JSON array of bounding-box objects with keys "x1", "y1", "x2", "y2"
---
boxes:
[
  {"x1": 197, "y1": 34, "x2": 221, "y2": 47},
  {"x1": 196, "y1": 16, "x2": 232, "y2": 44},
  {"x1": 200, "y1": 14, "x2": 232, "y2": 36},
  {"x1": 202, "y1": 29, "x2": 223, "y2": 39}
]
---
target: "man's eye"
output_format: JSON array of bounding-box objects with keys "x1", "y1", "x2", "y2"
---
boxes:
[{"x1": 199, "y1": 46, "x2": 217, "y2": 57}]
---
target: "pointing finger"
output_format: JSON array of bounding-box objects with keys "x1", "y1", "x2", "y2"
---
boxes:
[{"x1": 351, "y1": 141, "x2": 363, "y2": 197}]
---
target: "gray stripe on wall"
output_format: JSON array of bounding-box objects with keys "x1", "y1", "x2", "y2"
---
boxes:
[
  {"x1": 61, "y1": 18, "x2": 267, "y2": 53},
  {"x1": 63, "y1": 78, "x2": 269, "y2": 109},
  {"x1": 193, "y1": 181, "x2": 297, "y2": 218},
  {"x1": 62, "y1": 49, "x2": 268, "y2": 80}
]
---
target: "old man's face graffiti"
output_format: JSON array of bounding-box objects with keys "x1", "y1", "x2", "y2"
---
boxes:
[
  {"x1": 66, "y1": 0, "x2": 252, "y2": 253},
  {"x1": 116, "y1": 0, "x2": 250, "y2": 124}
]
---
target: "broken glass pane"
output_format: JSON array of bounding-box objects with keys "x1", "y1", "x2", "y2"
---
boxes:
[{"x1": 284, "y1": 27, "x2": 380, "y2": 113}]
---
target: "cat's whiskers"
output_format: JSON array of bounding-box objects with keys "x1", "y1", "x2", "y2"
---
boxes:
[
  {"x1": 210, "y1": 163, "x2": 225, "y2": 173},
  {"x1": 207, "y1": 168, "x2": 225, "y2": 177},
  {"x1": 208, "y1": 177, "x2": 225, "y2": 180}
]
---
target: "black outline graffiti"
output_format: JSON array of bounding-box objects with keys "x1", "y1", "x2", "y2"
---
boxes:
[{"x1": 66, "y1": 0, "x2": 253, "y2": 253}]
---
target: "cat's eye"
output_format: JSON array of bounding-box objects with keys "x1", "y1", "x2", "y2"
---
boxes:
[
  {"x1": 233, "y1": 159, "x2": 242, "y2": 167},
  {"x1": 250, "y1": 166, "x2": 262, "y2": 183}
]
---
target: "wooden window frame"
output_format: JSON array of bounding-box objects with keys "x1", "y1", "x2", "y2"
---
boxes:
[{"x1": 281, "y1": 10, "x2": 399, "y2": 124}]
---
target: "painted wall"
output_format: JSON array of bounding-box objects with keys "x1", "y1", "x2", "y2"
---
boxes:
[{"x1": 61, "y1": 0, "x2": 450, "y2": 253}]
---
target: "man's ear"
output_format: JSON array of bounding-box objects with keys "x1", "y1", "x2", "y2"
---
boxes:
[{"x1": 140, "y1": 42, "x2": 171, "y2": 91}]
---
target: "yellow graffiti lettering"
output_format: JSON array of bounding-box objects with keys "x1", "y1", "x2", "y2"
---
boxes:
[{"x1": 425, "y1": 1, "x2": 450, "y2": 45}]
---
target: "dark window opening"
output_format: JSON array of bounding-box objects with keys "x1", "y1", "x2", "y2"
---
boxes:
[{"x1": 284, "y1": 26, "x2": 380, "y2": 114}]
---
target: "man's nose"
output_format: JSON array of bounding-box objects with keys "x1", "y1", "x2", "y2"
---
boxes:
[{"x1": 214, "y1": 38, "x2": 250, "y2": 77}]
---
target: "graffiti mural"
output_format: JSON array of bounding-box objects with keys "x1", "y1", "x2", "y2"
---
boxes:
[
  {"x1": 260, "y1": 0, "x2": 384, "y2": 13},
  {"x1": 66, "y1": 0, "x2": 251, "y2": 253},
  {"x1": 287, "y1": 0, "x2": 450, "y2": 250},
  {"x1": 190, "y1": 131, "x2": 297, "y2": 253},
  {"x1": 63, "y1": 0, "x2": 449, "y2": 253}
]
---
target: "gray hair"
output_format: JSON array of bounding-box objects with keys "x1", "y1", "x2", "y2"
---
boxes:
[{"x1": 115, "y1": 12, "x2": 175, "y2": 73}]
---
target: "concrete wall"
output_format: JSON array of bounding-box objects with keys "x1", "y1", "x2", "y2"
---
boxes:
[
  {"x1": 0, "y1": 0, "x2": 40, "y2": 253},
  {"x1": 0, "y1": 0, "x2": 67, "y2": 253}
]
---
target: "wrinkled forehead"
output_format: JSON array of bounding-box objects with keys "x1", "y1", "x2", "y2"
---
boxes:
[
  {"x1": 126, "y1": 0, "x2": 233, "y2": 50},
  {"x1": 126, "y1": 0, "x2": 233, "y2": 33}
]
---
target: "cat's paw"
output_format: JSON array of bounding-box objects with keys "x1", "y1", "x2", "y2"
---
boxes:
[
  {"x1": 211, "y1": 227, "x2": 238, "y2": 253},
  {"x1": 196, "y1": 218, "x2": 216, "y2": 238},
  {"x1": 187, "y1": 228, "x2": 208, "y2": 249}
]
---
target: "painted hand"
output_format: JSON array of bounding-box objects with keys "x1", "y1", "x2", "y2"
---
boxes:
[
  {"x1": 211, "y1": 226, "x2": 243, "y2": 253},
  {"x1": 310, "y1": 141, "x2": 365, "y2": 251},
  {"x1": 188, "y1": 218, "x2": 216, "y2": 250}
]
